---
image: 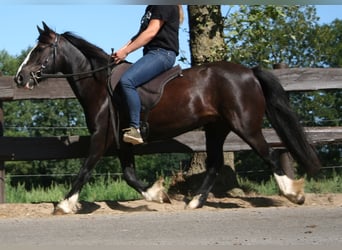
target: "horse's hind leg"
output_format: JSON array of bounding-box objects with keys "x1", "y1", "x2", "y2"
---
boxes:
[
  {"x1": 187, "y1": 123, "x2": 229, "y2": 209},
  {"x1": 271, "y1": 150, "x2": 305, "y2": 204},
  {"x1": 236, "y1": 128, "x2": 305, "y2": 204}
]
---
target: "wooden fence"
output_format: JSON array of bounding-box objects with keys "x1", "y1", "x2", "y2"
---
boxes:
[{"x1": 1, "y1": 67, "x2": 342, "y2": 203}]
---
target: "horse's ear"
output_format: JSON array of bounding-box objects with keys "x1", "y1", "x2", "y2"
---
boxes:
[
  {"x1": 37, "y1": 21, "x2": 50, "y2": 34},
  {"x1": 37, "y1": 25, "x2": 44, "y2": 35},
  {"x1": 42, "y1": 21, "x2": 50, "y2": 32}
]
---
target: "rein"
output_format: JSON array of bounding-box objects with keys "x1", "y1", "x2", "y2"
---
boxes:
[{"x1": 36, "y1": 62, "x2": 116, "y2": 80}]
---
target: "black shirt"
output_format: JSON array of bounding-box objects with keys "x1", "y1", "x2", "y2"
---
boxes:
[{"x1": 133, "y1": 5, "x2": 179, "y2": 56}]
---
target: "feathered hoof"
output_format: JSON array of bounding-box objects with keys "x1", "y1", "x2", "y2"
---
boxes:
[
  {"x1": 186, "y1": 194, "x2": 206, "y2": 209},
  {"x1": 52, "y1": 195, "x2": 81, "y2": 215},
  {"x1": 274, "y1": 174, "x2": 306, "y2": 205},
  {"x1": 53, "y1": 206, "x2": 71, "y2": 215},
  {"x1": 284, "y1": 191, "x2": 306, "y2": 205},
  {"x1": 282, "y1": 178, "x2": 306, "y2": 205},
  {"x1": 142, "y1": 177, "x2": 171, "y2": 204}
]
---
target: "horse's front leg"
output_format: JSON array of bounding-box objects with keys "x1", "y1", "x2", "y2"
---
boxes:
[
  {"x1": 54, "y1": 131, "x2": 110, "y2": 214},
  {"x1": 187, "y1": 163, "x2": 220, "y2": 209},
  {"x1": 119, "y1": 146, "x2": 170, "y2": 203},
  {"x1": 187, "y1": 125, "x2": 228, "y2": 209}
]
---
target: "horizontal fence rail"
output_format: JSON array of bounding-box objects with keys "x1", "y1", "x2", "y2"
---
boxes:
[
  {"x1": 0, "y1": 127, "x2": 341, "y2": 161},
  {"x1": 1, "y1": 68, "x2": 342, "y2": 101}
]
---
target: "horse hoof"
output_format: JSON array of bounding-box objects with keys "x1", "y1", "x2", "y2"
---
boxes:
[
  {"x1": 296, "y1": 194, "x2": 305, "y2": 205},
  {"x1": 274, "y1": 174, "x2": 306, "y2": 205},
  {"x1": 285, "y1": 193, "x2": 305, "y2": 205},
  {"x1": 53, "y1": 206, "x2": 69, "y2": 215},
  {"x1": 160, "y1": 190, "x2": 172, "y2": 203},
  {"x1": 186, "y1": 194, "x2": 204, "y2": 209},
  {"x1": 53, "y1": 196, "x2": 80, "y2": 215},
  {"x1": 143, "y1": 177, "x2": 171, "y2": 203},
  {"x1": 52, "y1": 200, "x2": 77, "y2": 215},
  {"x1": 283, "y1": 178, "x2": 305, "y2": 205}
]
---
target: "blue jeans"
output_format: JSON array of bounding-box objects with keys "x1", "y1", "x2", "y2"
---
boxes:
[{"x1": 119, "y1": 48, "x2": 176, "y2": 128}]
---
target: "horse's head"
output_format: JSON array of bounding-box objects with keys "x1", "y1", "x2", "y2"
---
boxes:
[{"x1": 15, "y1": 22, "x2": 61, "y2": 89}]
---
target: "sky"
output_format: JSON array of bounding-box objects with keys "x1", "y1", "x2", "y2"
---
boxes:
[{"x1": 1, "y1": 3, "x2": 342, "y2": 68}]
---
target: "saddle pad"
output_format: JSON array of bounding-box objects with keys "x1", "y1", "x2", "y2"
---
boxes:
[{"x1": 110, "y1": 62, "x2": 182, "y2": 110}]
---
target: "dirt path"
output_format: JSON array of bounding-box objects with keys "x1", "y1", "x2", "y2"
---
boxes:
[{"x1": 1, "y1": 193, "x2": 341, "y2": 218}]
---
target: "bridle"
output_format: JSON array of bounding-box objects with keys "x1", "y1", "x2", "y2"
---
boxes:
[
  {"x1": 29, "y1": 34, "x2": 60, "y2": 86},
  {"x1": 30, "y1": 33, "x2": 116, "y2": 86}
]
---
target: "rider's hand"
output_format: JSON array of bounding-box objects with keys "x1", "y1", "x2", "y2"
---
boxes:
[{"x1": 112, "y1": 49, "x2": 128, "y2": 64}]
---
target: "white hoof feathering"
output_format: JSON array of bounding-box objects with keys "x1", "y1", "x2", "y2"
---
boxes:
[
  {"x1": 273, "y1": 173, "x2": 305, "y2": 204},
  {"x1": 142, "y1": 177, "x2": 171, "y2": 204},
  {"x1": 54, "y1": 193, "x2": 80, "y2": 214},
  {"x1": 187, "y1": 194, "x2": 202, "y2": 209}
]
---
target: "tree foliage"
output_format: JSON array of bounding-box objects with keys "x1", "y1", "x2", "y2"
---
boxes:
[
  {"x1": 224, "y1": 5, "x2": 319, "y2": 67},
  {"x1": 310, "y1": 19, "x2": 342, "y2": 67},
  {"x1": 223, "y1": 5, "x2": 341, "y2": 179}
]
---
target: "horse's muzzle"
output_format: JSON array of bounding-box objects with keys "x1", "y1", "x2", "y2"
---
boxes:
[
  {"x1": 14, "y1": 73, "x2": 38, "y2": 90},
  {"x1": 14, "y1": 74, "x2": 23, "y2": 86},
  {"x1": 15, "y1": 76, "x2": 34, "y2": 90}
]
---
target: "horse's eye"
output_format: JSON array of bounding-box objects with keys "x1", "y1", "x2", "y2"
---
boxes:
[{"x1": 37, "y1": 43, "x2": 50, "y2": 50}]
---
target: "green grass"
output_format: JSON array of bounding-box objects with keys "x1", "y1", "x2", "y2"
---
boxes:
[
  {"x1": 4, "y1": 173, "x2": 342, "y2": 203},
  {"x1": 5, "y1": 182, "x2": 68, "y2": 203},
  {"x1": 304, "y1": 173, "x2": 342, "y2": 193},
  {"x1": 5, "y1": 176, "x2": 141, "y2": 203},
  {"x1": 238, "y1": 177, "x2": 279, "y2": 196},
  {"x1": 79, "y1": 176, "x2": 141, "y2": 202}
]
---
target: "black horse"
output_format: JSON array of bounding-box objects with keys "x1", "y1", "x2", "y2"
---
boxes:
[{"x1": 15, "y1": 22, "x2": 320, "y2": 214}]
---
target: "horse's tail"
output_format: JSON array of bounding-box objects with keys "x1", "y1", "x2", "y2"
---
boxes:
[{"x1": 252, "y1": 66, "x2": 321, "y2": 176}]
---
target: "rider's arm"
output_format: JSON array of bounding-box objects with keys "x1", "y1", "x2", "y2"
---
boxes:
[{"x1": 113, "y1": 19, "x2": 164, "y2": 63}]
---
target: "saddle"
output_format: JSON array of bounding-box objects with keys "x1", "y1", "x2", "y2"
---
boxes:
[
  {"x1": 108, "y1": 62, "x2": 182, "y2": 143},
  {"x1": 109, "y1": 62, "x2": 182, "y2": 112}
]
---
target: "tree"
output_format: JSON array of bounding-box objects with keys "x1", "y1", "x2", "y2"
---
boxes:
[
  {"x1": 188, "y1": 5, "x2": 228, "y2": 65},
  {"x1": 0, "y1": 50, "x2": 22, "y2": 75},
  {"x1": 310, "y1": 19, "x2": 342, "y2": 67},
  {"x1": 224, "y1": 5, "x2": 319, "y2": 68}
]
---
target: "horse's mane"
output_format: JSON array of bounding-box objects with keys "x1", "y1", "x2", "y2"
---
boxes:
[{"x1": 61, "y1": 32, "x2": 109, "y2": 67}]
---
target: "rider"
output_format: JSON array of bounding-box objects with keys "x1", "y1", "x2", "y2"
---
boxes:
[{"x1": 112, "y1": 5, "x2": 183, "y2": 145}]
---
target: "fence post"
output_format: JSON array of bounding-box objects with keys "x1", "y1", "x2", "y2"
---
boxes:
[{"x1": 0, "y1": 101, "x2": 5, "y2": 203}]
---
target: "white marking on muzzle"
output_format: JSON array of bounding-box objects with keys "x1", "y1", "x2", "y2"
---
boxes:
[{"x1": 15, "y1": 44, "x2": 38, "y2": 79}]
